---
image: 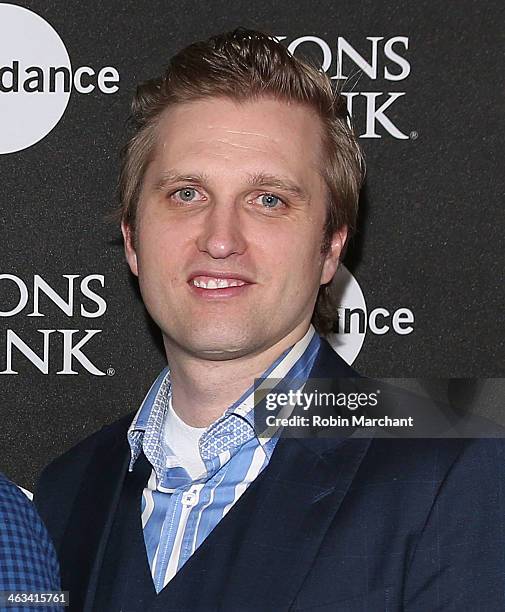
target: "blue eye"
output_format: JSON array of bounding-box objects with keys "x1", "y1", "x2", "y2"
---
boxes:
[
  {"x1": 260, "y1": 194, "x2": 281, "y2": 208},
  {"x1": 177, "y1": 188, "x2": 197, "y2": 202}
]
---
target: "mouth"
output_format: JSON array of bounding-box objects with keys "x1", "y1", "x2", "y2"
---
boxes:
[{"x1": 187, "y1": 273, "x2": 253, "y2": 299}]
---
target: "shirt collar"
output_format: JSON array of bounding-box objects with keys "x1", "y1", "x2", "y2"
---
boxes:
[{"x1": 127, "y1": 325, "x2": 321, "y2": 478}]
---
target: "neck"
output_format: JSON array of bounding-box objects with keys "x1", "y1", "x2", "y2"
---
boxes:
[{"x1": 163, "y1": 324, "x2": 312, "y2": 427}]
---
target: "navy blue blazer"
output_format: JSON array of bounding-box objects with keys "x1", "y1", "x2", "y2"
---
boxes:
[{"x1": 35, "y1": 340, "x2": 505, "y2": 611}]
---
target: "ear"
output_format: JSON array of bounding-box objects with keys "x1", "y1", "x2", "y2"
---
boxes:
[
  {"x1": 320, "y1": 225, "x2": 348, "y2": 285},
  {"x1": 121, "y1": 220, "x2": 139, "y2": 277}
]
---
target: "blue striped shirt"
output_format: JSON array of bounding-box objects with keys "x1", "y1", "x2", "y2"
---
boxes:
[{"x1": 127, "y1": 325, "x2": 320, "y2": 593}]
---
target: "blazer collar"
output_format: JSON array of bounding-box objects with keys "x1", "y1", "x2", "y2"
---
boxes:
[{"x1": 294, "y1": 336, "x2": 362, "y2": 457}]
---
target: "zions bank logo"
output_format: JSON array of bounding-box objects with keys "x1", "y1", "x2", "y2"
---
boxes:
[
  {"x1": 0, "y1": 4, "x2": 119, "y2": 154},
  {"x1": 327, "y1": 265, "x2": 414, "y2": 365},
  {"x1": 0, "y1": 274, "x2": 108, "y2": 375},
  {"x1": 277, "y1": 35, "x2": 413, "y2": 140}
]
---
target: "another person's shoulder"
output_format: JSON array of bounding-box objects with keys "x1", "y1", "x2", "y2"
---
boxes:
[
  {"x1": 0, "y1": 472, "x2": 60, "y2": 591},
  {"x1": 0, "y1": 473, "x2": 47, "y2": 543},
  {"x1": 0, "y1": 471, "x2": 35, "y2": 518}
]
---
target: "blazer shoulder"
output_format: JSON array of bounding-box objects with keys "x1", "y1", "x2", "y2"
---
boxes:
[
  {"x1": 441, "y1": 436, "x2": 505, "y2": 482},
  {"x1": 39, "y1": 411, "x2": 133, "y2": 483},
  {"x1": 359, "y1": 436, "x2": 505, "y2": 490},
  {"x1": 34, "y1": 411, "x2": 134, "y2": 522}
]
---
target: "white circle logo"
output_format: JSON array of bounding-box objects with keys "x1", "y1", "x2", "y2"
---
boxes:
[
  {"x1": 325, "y1": 264, "x2": 367, "y2": 365},
  {"x1": 0, "y1": 3, "x2": 71, "y2": 154}
]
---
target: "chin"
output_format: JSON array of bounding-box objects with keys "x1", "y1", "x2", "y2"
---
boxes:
[
  {"x1": 196, "y1": 346, "x2": 251, "y2": 361},
  {"x1": 176, "y1": 326, "x2": 256, "y2": 359}
]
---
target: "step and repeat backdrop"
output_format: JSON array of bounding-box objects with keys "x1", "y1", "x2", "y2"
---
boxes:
[{"x1": 1, "y1": 0, "x2": 504, "y2": 489}]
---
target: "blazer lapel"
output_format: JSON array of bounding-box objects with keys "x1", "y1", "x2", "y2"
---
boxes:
[
  {"x1": 226, "y1": 340, "x2": 369, "y2": 609},
  {"x1": 58, "y1": 417, "x2": 131, "y2": 612},
  {"x1": 208, "y1": 438, "x2": 370, "y2": 610}
]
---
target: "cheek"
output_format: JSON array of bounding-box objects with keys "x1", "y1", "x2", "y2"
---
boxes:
[
  {"x1": 262, "y1": 229, "x2": 323, "y2": 285},
  {"x1": 136, "y1": 217, "x2": 186, "y2": 269}
]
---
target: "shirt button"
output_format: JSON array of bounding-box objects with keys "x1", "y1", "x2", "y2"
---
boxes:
[{"x1": 181, "y1": 491, "x2": 198, "y2": 507}]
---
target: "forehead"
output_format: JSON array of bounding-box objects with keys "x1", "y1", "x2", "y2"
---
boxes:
[{"x1": 149, "y1": 96, "x2": 325, "y2": 182}]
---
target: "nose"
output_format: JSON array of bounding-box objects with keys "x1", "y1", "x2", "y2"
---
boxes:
[{"x1": 196, "y1": 199, "x2": 247, "y2": 259}]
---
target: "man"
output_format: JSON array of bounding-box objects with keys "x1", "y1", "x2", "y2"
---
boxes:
[
  {"x1": 35, "y1": 29, "x2": 505, "y2": 611},
  {"x1": 0, "y1": 472, "x2": 61, "y2": 611}
]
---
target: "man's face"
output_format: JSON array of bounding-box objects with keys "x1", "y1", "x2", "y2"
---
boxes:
[{"x1": 123, "y1": 96, "x2": 346, "y2": 360}]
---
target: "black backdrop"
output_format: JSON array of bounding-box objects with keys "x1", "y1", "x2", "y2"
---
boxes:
[{"x1": 1, "y1": 0, "x2": 504, "y2": 489}]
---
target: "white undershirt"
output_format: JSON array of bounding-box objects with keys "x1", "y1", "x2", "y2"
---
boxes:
[{"x1": 162, "y1": 396, "x2": 208, "y2": 480}]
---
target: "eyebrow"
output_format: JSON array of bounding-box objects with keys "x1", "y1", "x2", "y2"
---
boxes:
[
  {"x1": 154, "y1": 170, "x2": 308, "y2": 200},
  {"x1": 245, "y1": 172, "x2": 308, "y2": 200},
  {"x1": 155, "y1": 171, "x2": 210, "y2": 191}
]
